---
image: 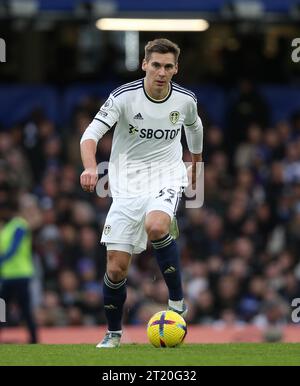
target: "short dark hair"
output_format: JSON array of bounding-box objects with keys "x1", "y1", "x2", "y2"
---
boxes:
[{"x1": 144, "y1": 38, "x2": 180, "y2": 63}]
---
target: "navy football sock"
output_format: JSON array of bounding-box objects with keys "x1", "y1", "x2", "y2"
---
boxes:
[
  {"x1": 151, "y1": 234, "x2": 183, "y2": 301},
  {"x1": 103, "y1": 273, "x2": 127, "y2": 331}
]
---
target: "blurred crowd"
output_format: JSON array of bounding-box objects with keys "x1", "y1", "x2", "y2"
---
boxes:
[{"x1": 0, "y1": 81, "x2": 300, "y2": 333}]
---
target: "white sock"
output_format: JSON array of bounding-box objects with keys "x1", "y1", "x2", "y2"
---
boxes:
[
  {"x1": 108, "y1": 330, "x2": 122, "y2": 335},
  {"x1": 168, "y1": 299, "x2": 184, "y2": 311}
]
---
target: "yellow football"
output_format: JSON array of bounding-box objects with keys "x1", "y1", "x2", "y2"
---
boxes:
[{"x1": 147, "y1": 310, "x2": 187, "y2": 348}]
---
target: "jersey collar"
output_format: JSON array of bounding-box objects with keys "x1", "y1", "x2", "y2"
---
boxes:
[{"x1": 142, "y1": 79, "x2": 172, "y2": 103}]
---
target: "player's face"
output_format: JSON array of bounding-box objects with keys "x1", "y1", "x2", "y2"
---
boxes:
[{"x1": 142, "y1": 52, "x2": 178, "y2": 92}]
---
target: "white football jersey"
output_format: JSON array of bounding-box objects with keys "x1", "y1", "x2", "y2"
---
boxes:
[{"x1": 94, "y1": 78, "x2": 200, "y2": 197}]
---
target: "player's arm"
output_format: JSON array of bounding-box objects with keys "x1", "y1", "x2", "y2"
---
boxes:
[
  {"x1": 80, "y1": 95, "x2": 119, "y2": 192},
  {"x1": 80, "y1": 139, "x2": 99, "y2": 192},
  {"x1": 184, "y1": 99, "x2": 203, "y2": 188},
  {"x1": 189, "y1": 152, "x2": 202, "y2": 189}
]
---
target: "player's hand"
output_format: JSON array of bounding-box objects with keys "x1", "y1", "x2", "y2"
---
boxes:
[{"x1": 80, "y1": 168, "x2": 98, "y2": 193}]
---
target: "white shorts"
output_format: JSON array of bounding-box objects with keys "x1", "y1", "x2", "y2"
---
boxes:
[{"x1": 101, "y1": 187, "x2": 183, "y2": 254}]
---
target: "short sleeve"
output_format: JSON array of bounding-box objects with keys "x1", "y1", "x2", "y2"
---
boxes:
[{"x1": 94, "y1": 94, "x2": 121, "y2": 128}]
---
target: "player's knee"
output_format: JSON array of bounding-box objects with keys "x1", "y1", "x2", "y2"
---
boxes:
[
  {"x1": 107, "y1": 266, "x2": 127, "y2": 282},
  {"x1": 146, "y1": 223, "x2": 169, "y2": 241},
  {"x1": 106, "y1": 250, "x2": 130, "y2": 282}
]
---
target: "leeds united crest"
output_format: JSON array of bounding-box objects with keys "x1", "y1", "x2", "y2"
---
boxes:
[
  {"x1": 104, "y1": 225, "x2": 111, "y2": 235},
  {"x1": 169, "y1": 111, "x2": 180, "y2": 124}
]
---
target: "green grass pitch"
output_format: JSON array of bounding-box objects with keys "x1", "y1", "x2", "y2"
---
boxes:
[{"x1": 0, "y1": 343, "x2": 300, "y2": 366}]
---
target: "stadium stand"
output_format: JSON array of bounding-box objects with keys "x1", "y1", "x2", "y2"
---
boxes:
[{"x1": 0, "y1": 81, "x2": 300, "y2": 343}]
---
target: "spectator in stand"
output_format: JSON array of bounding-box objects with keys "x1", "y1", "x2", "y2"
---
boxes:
[{"x1": 227, "y1": 78, "x2": 270, "y2": 155}]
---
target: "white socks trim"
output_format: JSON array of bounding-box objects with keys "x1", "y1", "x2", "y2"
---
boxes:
[
  {"x1": 168, "y1": 299, "x2": 184, "y2": 310},
  {"x1": 108, "y1": 330, "x2": 122, "y2": 334}
]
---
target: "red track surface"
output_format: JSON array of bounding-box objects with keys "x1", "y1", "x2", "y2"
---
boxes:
[{"x1": 1, "y1": 325, "x2": 300, "y2": 344}]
